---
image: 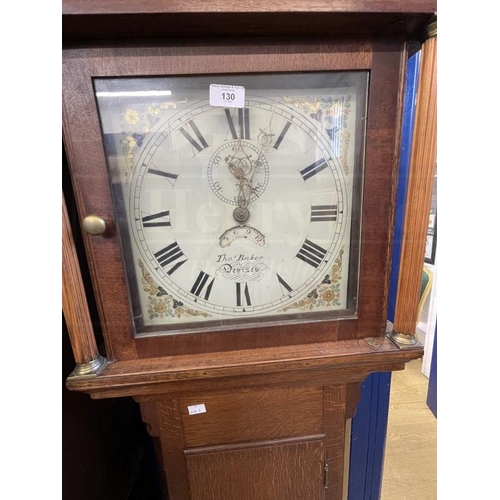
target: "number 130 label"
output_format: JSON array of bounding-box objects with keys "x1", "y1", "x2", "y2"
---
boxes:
[{"x1": 209, "y1": 84, "x2": 245, "y2": 108}]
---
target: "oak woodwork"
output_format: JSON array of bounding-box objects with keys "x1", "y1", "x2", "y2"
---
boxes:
[
  {"x1": 345, "y1": 382, "x2": 363, "y2": 420},
  {"x1": 62, "y1": 192, "x2": 100, "y2": 366},
  {"x1": 185, "y1": 437, "x2": 325, "y2": 500},
  {"x1": 67, "y1": 337, "x2": 422, "y2": 399},
  {"x1": 62, "y1": 1, "x2": 436, "y2": 41},
  {"x1": 62, "y1": 37, "x2": 407, "y2": 361},
  {"x1": 62, "y1": 4, "x2": 434, "y2": 500},
  {"x1": 62, "y1": 0, "x2": 436, "y2": 14},
  {"x1": 393, "y1": 33, "x2": 437, "y2": 336},
  {"x1": 157, "y1": 399, "x2": 191, "y2": 499},
  {"x1": 145, "y1": 383, "x2": 357, "y2": 500},
  {"x1": 179, "y1": 386, "x2": 324, "y2": 448}
]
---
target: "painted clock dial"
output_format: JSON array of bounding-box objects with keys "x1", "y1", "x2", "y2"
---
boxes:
[{"x1": 94, "y1": 72, "x2": 368, "y2": 335}]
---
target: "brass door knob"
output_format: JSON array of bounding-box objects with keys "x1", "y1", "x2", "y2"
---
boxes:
[{"x1": 82, "y1": 215, "x2": 106, "y2": 235}]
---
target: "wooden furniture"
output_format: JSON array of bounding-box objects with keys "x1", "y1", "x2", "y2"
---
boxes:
[
  {"x1": 391, "y1": 20, "x2": 437, "y2": 346},
  {"x1": 62, "y1": 3, "x2": 436, "y2": 499}
]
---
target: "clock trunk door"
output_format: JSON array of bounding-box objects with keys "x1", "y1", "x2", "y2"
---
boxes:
[{"x1": 186, "y1": 438, "x2": 326, "y2": 500}]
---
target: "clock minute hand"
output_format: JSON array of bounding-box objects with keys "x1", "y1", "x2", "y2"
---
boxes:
[
  {"x1": 225, "y1": 150, "x2": 258, "y2": 223},
  {"x1": 225, "y1": 104, "x2": 277, "y2": 223},
  {"x1": 232, "y1": 157, "x2": 263, "y2": 223},
  {"x1": 233, "y1": 198, "x2": 251, "y2": 225}
]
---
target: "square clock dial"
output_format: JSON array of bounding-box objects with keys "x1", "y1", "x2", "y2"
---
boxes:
[{"x1": 94, "y1": 71, "x2": 368, "y2": 336}]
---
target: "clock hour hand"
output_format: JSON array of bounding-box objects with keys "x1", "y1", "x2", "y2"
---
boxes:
[
  {"x1": 231, "y1": 175, "x2": 255, "y2": 223},
  {"x1": 224, "y1": 142, "x2": 264, "y2": 223}
]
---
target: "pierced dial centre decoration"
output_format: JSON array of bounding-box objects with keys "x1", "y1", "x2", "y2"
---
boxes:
[
  {"x1": 207, "y1": 140, "x2": 270, "y2": 207},
  {"x1": 94, "y1": 72, "x2": 367, "y2": 336}
]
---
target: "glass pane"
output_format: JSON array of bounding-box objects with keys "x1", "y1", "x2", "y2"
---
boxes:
[{"x1": 94, "y1": 71, "x2": 368, "y2": 336}]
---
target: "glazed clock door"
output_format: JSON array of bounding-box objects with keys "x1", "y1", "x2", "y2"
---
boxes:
[
  {"x1": 94, "y1": 72, "x2": 367, "y2": 337},
  {"x1": 63, "y1": 39, "x2": 407, "y2": 360}
]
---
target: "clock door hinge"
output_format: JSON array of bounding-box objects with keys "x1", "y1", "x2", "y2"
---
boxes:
[{"x1": 323, "y1": 461, "x2": 329, "y2": 489}]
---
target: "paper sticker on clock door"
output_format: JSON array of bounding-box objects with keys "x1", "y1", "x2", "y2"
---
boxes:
[{"x1": 94, "y1": 72, "x2": 368, "y2": 336}]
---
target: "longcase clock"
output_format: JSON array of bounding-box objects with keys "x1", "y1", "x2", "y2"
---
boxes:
[{"x1": 62, "y1": 2, "x2": 436, "y2": 499}]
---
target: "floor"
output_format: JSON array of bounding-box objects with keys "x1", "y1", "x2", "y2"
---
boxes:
[{"x1": 380, "y1": 358, "x2": 437, "y2": 500}]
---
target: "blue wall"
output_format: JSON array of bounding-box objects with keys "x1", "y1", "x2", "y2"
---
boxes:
[{"x1": 426, "y1": 322, "x2": 437, "y2": 418}]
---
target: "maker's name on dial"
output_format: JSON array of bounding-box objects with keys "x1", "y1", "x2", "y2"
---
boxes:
[
  {"x1": 216, "y1": 253, "x2": 264, "y2": 263},
  {"x1": 215, "y1": 253, "x2": 267, "y2": 282}
]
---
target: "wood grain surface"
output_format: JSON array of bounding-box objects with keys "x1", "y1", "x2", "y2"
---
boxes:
[
  {"x1": 186, "y1": 436, "x2": 325, "y2": 500},
  {"x1": 62, "y1": 1, "x2": 437, "y2": 42},
  {"x1": 323, "y1": 385, "x2": 347, "y2": 500},
  {"x1": 63, "y1": 1, "x2": 437, "y2": 15},
  {"x1": 156, "y1": 398, "x2": 191, "y2": 500},
  {"x1": 62, "y1": 192, "x2": 100, "y2": 365},
  {"x1": 62, "y1": 37, "x2": 406, "y2": 361},
  {"x1": 393, "y1": 35, "x2": 437, "y2": 336},
  {"x1": 66, "y1": 337, "x2": 422, "y2": 398},
  {"x1": 180, "y1": 386, "x2": 323, "y2": 447},
  {"x1": 61, "y1": 6, "x2": 435, "y2": 500}
]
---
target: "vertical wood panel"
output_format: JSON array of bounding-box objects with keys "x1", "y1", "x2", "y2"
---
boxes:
[
  {"x1": 387, "y1": 50, "x2": 421, "y2": 323},
  {"x1": 63, "y1": 56, "x2": 138, "y2": 362},
  {"x1": 393, "y1": 34, "x2": 437, "y2": 336},
  {"x1": 186, "y1": 438, "x2": 325, "y2": 500},
  {"x1": 62, "y1": 192, "x2": 100, "y2": 365},
  {"x1": 324, "y1": 385, "x2": 347, "y2": 500},
  {"x1": 353, "y1": 39, "x2": 406, "y2": 339},
  {"x1": 156, "y1": 398, "x2": 191, "y2": 500}
]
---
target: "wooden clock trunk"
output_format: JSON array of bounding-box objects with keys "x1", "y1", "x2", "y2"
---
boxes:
[{"x1": 62, "y1": 2, "x2": 436, "y2": 499}]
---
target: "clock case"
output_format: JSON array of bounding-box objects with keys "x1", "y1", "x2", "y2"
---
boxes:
[
  {"x1": 63, "y1": 6, "x2": 435, "y2": 500},
  {"x1": 64, "y1": 39, "x2": 404, "y2": 360},
  {"x1": 63, "y1": 5, "x2": 435, "y2": 404}
]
